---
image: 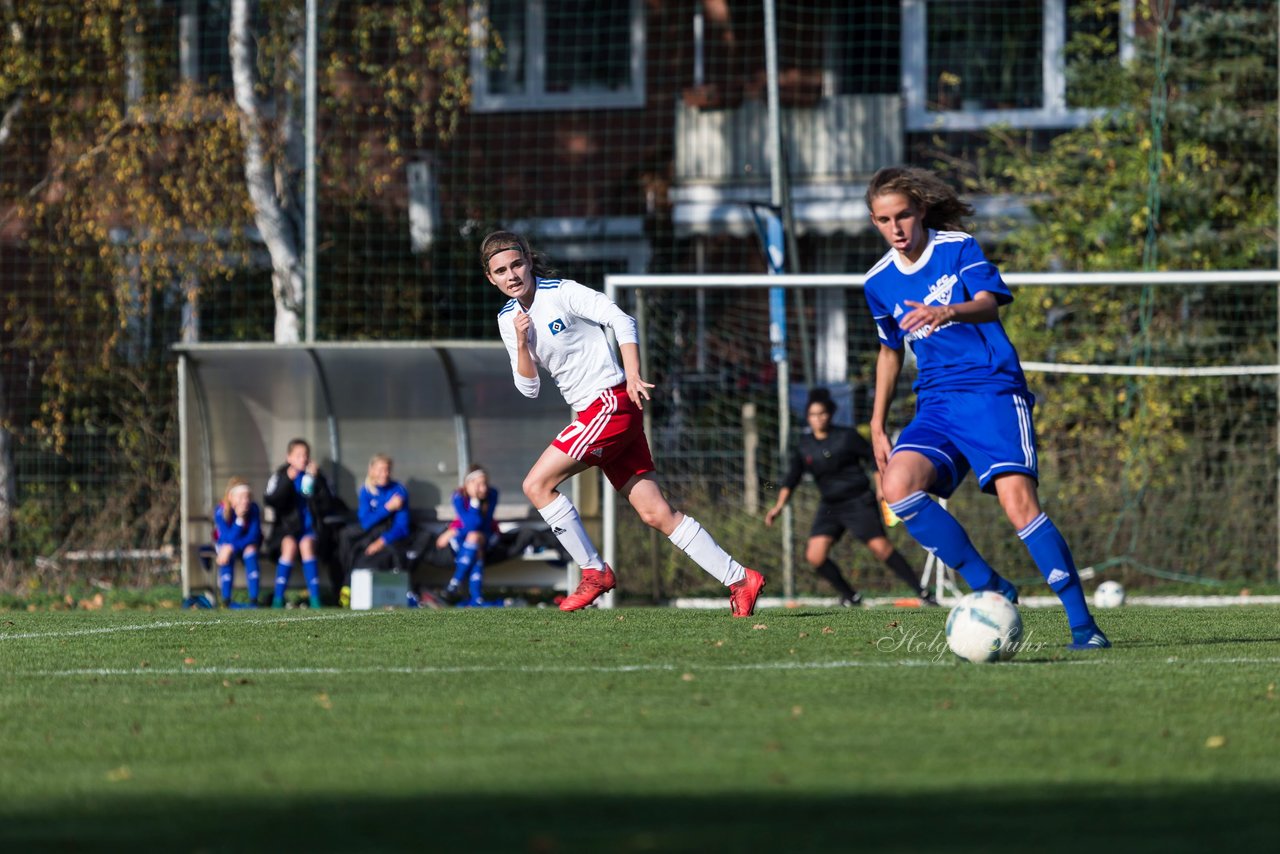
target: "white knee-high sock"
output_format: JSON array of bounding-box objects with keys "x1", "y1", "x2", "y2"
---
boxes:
[
  {"x1": 669, "y1": 515, "x2": 745, "y2": 586},
  {"x1": 538, "y1": 493, "x2": 603, "y2": 570}
]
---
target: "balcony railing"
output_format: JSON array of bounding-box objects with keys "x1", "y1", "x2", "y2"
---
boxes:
[{"x1": 674, "y1": 94, "x2": 903, "y2": 185}]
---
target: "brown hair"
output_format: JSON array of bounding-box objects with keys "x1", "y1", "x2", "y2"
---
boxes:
[
  {"x1": 286, "y1": 438, "x2": 310, "y2": 455},
  {"x1": 479, "y1": 230, "x2": 554, "y2": 278},
  {"x1": 865, "y1": 166, "x2": 975, "y2": 232},
  {"x1": 221, "y1": 476, "x2": 251, "y2": 523}
]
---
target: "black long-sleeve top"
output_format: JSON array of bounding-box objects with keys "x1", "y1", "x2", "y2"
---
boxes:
[{"x1": 780, "y1": 426, "x2": 875, "y2": 503}]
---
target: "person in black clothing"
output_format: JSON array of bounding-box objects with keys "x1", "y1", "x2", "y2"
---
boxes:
[
  {"x1": 263, "y1": 438, "x2": 336, "y2": 608},
  {"x1": 764, "y1": 388, "x2": 935, "y2": 607}
]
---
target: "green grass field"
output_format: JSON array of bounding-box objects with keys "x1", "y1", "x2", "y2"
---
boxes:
[{"x1": 2, "y1": 603, "x2": 1278, "y2": 852}]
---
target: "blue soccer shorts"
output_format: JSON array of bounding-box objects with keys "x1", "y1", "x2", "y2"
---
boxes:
[{"x1": 891, "y1": 389, "x2": 1038, "y2": 498}]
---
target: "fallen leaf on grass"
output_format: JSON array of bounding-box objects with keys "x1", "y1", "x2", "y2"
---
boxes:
[
  {"x1": 183, "y1": 657, "x2": 196, "y2": 665},
  {"x1": 315, "y1": 692, "x2": 333, "y2": 710},
  {"x1": 680, "y1": 673, "x2": 695, "y2": 682},
  {"x1": 821, "y1": 627, "x2": 835, "y2": 635},
  {"x1": 791, "y1": 705, "x2": 803, "y2": 718},
  {"x1": 752, "y1": 624, "x2": 768, "y2": 630},
  {"x1": 106, "y1": 766, "x2": 131, "y2": 782},
  {"x1": 1205, "y1": 735, "x2": 1226, "y2": 749}
]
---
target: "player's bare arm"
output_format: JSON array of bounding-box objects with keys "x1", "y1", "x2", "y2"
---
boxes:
[
  {"x1": 618, "y1": 342, "x2": 654, "y2": 409},
  {"x1": 870, "y1": 345, "x2": 904, "y2": 473},
  {"x1": 512, "y1": 310, "x2": 537, "y2": 379},
  {"x1": 898, "y1": 291, "x2": 999, "y2": 336}
]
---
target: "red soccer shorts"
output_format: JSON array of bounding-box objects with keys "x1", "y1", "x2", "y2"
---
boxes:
[{"x1": 551, "y1": 383, "x2": 656, "y2": 490}]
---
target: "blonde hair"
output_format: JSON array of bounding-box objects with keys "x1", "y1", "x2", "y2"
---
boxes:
[
  {"x1": 221, "y1": 476, "x2": 251, "y2": 523},
  {"x1": 364, "y1": 453, "x2": 394, "y2": 492},
  {"x1": 458, "y1": 463, "x2": 492, "y2": 512}
]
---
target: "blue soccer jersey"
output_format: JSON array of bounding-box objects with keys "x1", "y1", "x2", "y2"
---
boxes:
[{"x1": 864, "y1": 230, "x2": 1026, "y2": 395}]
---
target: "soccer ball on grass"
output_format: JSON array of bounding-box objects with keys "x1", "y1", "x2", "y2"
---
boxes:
[
  {"x1": 945, "y1": 590, "x2": 1023, "y2": 664},
  {"x1": 1093, "y1": 580, "x2": 1126, "y2": 608}
]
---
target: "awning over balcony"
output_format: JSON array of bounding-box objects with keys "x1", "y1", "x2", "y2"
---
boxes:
[
  {"x1": 670, "y1": 182, "x2": 873, "y2": 238},
  {"x1": 670, "y1": 184, "x2": 1031, "y2": 239}
]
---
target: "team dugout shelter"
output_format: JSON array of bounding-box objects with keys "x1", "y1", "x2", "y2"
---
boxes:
[{"x1": 175, "y1": 342, "x2": 592, "y2": 599}]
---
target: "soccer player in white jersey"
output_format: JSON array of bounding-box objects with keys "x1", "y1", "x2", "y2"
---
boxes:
[
  {"x1": 481, "y1": 230, "x2": 767, "y2": 616},
  {"x1": 862, "y1": 167, "x2": 1109, "y2": 649}
]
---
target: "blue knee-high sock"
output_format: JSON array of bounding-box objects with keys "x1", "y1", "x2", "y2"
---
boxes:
[
  {"x1": 244, "y1": 552, "x2": 261, "y2": 602},
  {"x1": 450, "y1": 541, "x2": 477, "y2": 591},
  {"x1": 1018, "y1": 513, "x2": 1093, "y2": 629},
  {"x1": 302, "y1": 559, "x2": 321, "y2": 603},
  {"x1": 217, "y1": 562, "x2": 233, "y2": 603},
  {"x1": 888, "y1": 492, "x2": 998, "y2": 592},
  {"x1": 274, "y1": 561, "x2": 292, "y2": 602},
  {"x1": 468, "y1": 556, "x2": 485, "y2": 602}
]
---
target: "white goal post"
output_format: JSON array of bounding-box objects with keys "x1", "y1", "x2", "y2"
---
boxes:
[{"x1": 603, "y1": 270, "x2": 1280, "y2": 599}]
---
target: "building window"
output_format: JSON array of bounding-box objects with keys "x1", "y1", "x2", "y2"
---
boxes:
[
  {"x1": 903, "y1": 0, "x2": 1129, "y2": 131},
  {"x1": 472, "y1": 0, "x2": 645, "y2": 112},
  {"x1": 825, "y1": 2, "x2": 901, "y2": 97}
]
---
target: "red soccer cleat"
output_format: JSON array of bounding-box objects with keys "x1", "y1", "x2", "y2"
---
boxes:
[
  {"x1": 559, "y1": 564, "x2": 616, "y2": 611},
  {"x1": 729, "y1": 568, "x2": 766, "y2": 617}
]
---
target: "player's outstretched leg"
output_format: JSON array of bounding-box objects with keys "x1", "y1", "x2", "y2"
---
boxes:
[
  {"x1": 1017, "y1": 513, "x2": 1110, "y2": 649},
  {"x1": 537, "y1": 493, "x2": 615, "y2": 611},
  {"x1": 667, "y1": 515, "x2": 765, "y2": 617},
  {"x1": 888, "y1": 492, "x2": 1018, "y2": 601}
]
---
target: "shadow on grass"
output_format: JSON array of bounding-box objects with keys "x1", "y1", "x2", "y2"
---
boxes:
[{"x1": 2, "y1": 784, "x2": 1276, "y2": 852}]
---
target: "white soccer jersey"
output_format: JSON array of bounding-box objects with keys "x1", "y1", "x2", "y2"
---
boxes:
[{"x1": 497, "y1": 277, "x2": 639, "y2": 412}]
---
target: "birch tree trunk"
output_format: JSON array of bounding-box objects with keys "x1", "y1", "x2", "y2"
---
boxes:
[
  {"x1": 0, "y1": 2, "x2": 21, "y2": 543},
  {"x1": 229, "y1": 0, "x2": 305, "y2": 343}
]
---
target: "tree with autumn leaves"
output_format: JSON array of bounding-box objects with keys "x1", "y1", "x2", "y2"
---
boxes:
[{"x1": 0, "y1": 0, "x2": 476, "y2": 561}]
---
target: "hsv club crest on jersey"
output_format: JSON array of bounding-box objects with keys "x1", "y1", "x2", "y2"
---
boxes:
[{"x1": 863, "y1": 230, "x2": 1027, "y2": 396}]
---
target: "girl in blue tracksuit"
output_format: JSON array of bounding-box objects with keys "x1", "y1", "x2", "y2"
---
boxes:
[
  {"x1": 213, "y1": 477, "x2": 262, "y2": 607},
  {"x1": 338, "y1": 454, "x2": 412, "y2": 605},
  {"x1": 436, "y1": 464, "x2": 501, "y2": 605}
]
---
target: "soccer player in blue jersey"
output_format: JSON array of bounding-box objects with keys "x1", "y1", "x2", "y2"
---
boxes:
[{"x1": 863, "y1": 166, "x2": 1109, "y2": 649}]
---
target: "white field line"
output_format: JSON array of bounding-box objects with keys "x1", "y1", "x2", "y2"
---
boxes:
[
  {"x1": 676, "y1": 595, "x2": 1280, "y2": 609},
  {"x1": 16, "y1": 656, "x2": 1280, "y2": 679},
  {"x1": 0, "y1": 609, "x2": 390, "y2": 641}
]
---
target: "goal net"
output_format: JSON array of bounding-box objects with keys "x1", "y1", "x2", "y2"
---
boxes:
[{"x1": 604, "y1": 271, "x2": 1280, "y2": 600}]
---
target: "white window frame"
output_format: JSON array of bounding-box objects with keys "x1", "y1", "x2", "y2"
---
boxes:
[
  {"x1": 470, "y1": 0, "x2": 646, "y2": 112},
  {"x1": 902, "y1": 0, "x2": 1133, "y2": 131}
]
